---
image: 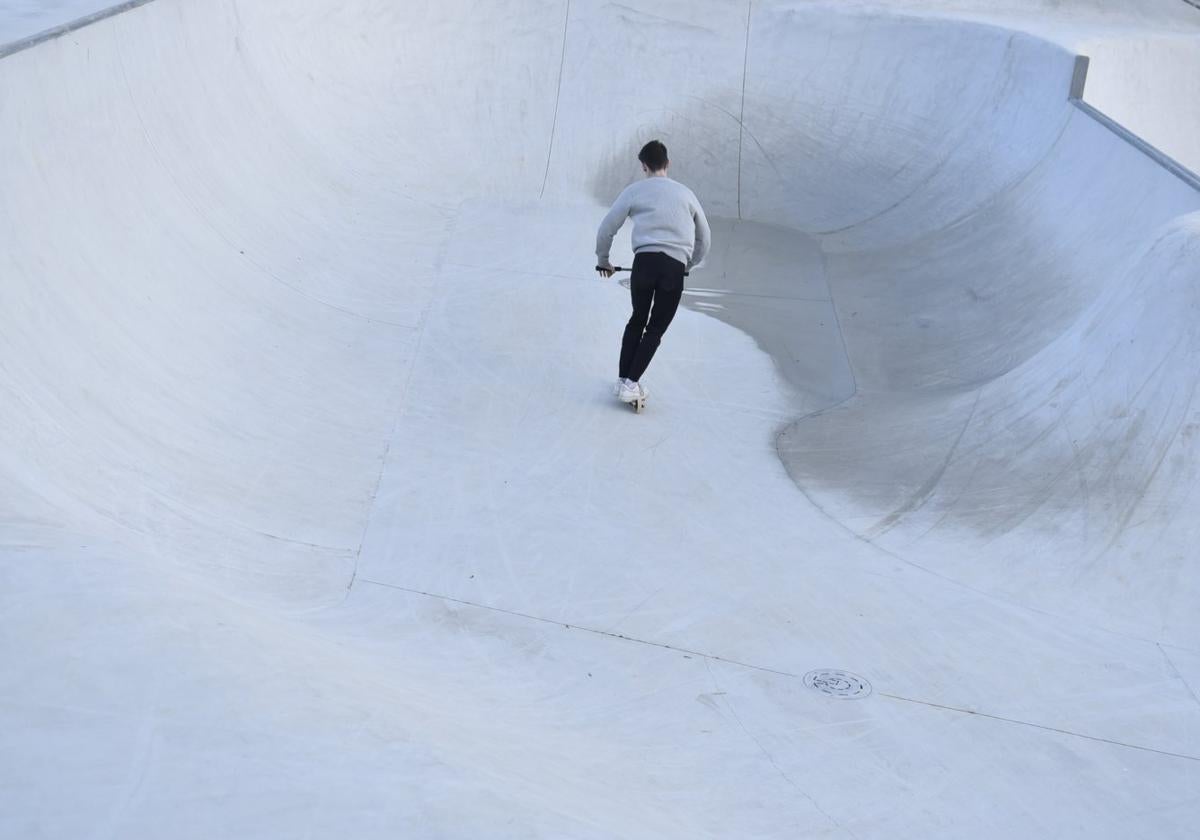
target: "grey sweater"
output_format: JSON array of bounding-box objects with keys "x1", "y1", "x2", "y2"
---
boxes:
[{"x1": 596, "y1": 176, "x2": 711, "y2": 270}]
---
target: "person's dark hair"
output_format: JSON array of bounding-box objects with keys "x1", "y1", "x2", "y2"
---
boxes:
[{"x1": 638, "y1": 140, "x2": 669, "y2": 172}]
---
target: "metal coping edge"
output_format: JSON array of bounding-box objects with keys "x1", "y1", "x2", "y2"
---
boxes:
[
  {"x1": 0, "y1": 0, "x2": 158, "y2": 61},
  {"x1": 1070, "y1": 53, "x2": 1200, "y2": 193}
]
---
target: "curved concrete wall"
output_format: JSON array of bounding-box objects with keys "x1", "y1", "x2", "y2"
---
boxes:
[{"x1": 3, "y1": 0, "x2": 1198, "y2": 613}]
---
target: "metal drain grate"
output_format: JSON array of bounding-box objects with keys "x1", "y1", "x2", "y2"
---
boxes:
[{"x1": 803, "y1": 669, "x2": 872, "y2": 699}]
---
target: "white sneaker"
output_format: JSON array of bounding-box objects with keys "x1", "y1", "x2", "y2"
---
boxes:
[
  {"x1": 618, "y1": 379, "x2": 646, "y2": 403},
  {"x1": 613, "y1": 378, "x2": 625, "y2": 397}
]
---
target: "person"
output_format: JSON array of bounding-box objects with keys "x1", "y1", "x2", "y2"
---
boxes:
[{"x1": 596, "y1": 140, "x2": 711, "y2": 407}]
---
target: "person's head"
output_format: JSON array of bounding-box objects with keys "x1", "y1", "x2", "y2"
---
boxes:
[{"x1": 638, "y1": 140, "x2": 669, "y2": 175}]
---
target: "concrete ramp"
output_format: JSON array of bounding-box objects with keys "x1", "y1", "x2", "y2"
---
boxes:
[{"x1": 2, "y1": 1, "x2": 1199, "y2": 837}]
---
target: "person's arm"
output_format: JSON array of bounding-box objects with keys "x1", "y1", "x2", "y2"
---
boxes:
[
  {"x1": 596, "y1": 189, "x2": 633, "y2": 273},
  {"x1": 688, "y1": 199, "x2": 711, "y2": 271}
]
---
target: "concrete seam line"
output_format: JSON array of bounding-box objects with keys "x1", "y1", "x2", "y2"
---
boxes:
[
  {"x1": 358, "y1": 577, "x2": 801, "y2": 678},
  {"x1": 363, "y1": 578, "x2": 1200, "y2": 763},
  {"x1": 0, "y1": 0, "x2": 159, "y2": 60},
  {"x1": 879, "y1": 693, "x2": 1200, "y2": 763},
  {"x1": 538, "y1": 0, "x2": 571, "y2": 199},
  {"x1": 344, "y1": 305, "x2": 435, "y2": 601},
  {"x1": 737, "y1": 0, "x2": 752, "y2": 220}
]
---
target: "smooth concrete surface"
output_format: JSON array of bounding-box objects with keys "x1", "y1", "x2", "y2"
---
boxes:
[{"x1": 2, "y1": 1, "x2": 1199, "y2": 837}]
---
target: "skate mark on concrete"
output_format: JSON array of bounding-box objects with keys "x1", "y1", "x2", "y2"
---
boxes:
[{"x1": 1159, "y1": 643, "x2": 1200, "y2": 710}]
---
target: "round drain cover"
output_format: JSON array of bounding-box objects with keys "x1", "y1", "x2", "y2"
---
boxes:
[{"x1": 803, "y1": 669, "x2": 872, "y2": 699}]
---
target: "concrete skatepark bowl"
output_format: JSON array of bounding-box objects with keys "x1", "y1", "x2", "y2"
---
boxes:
[{"x1": 2, "y1": 1, "x2": 1200, "y2": 837}]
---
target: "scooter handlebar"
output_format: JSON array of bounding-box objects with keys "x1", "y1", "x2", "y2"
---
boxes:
[{"x1": 595, "y1": 265, "x2": 689, "y2": 277}]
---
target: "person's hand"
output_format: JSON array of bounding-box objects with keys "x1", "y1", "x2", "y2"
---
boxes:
[{"x1": 596, "y1": 260, "x2": 615, "y2": 278}]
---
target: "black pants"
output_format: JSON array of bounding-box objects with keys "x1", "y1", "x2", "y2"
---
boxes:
[{"x1": 619, "y1": 251, "x2": 685, "y2": 382}]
